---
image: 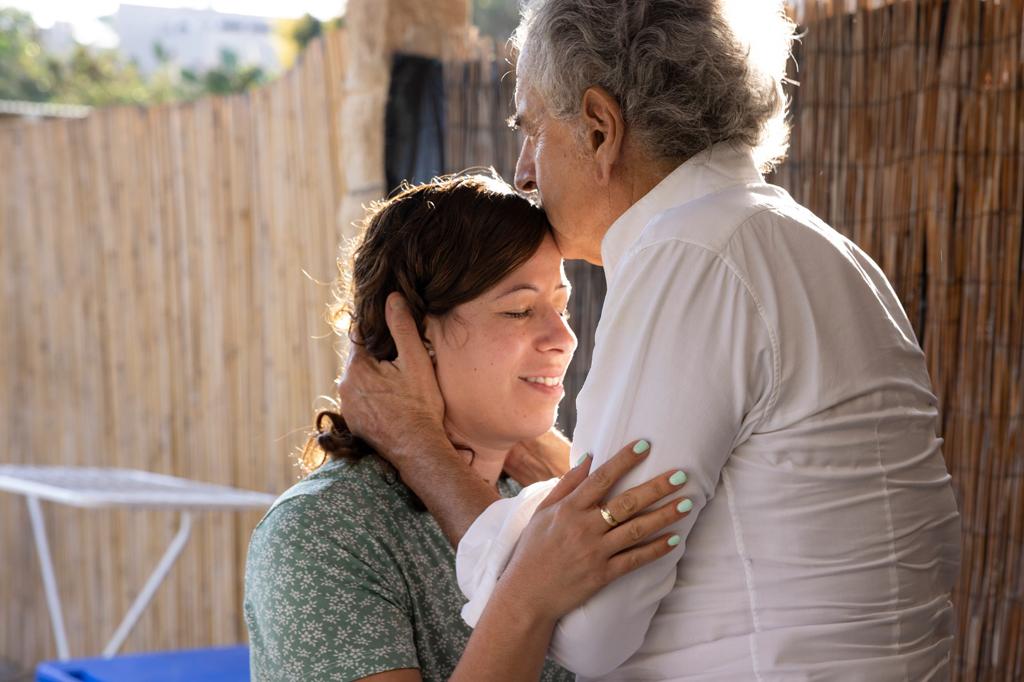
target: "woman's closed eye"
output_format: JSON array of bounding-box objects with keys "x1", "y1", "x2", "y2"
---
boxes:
[
  {"x1": 504, "y1": 309, "x2": 532, "y2": 319},
  {"x1": 503, "y1": 308, "x2": 571, "y2": 320}
]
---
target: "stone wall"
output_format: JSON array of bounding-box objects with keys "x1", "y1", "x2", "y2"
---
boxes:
[{"x1": 336, "y1": 0, "x2": 473, "y2": 239}]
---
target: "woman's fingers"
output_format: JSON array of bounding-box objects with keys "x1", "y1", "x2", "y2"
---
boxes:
[
  {"x1": 568, "y1": 439, "x2": 653, "y2": 510},
  {"x1": 605, "y1": 532, "x2": 681, "y2": 582},
  {"x1": 599, "y1": 468, "x2": 689, "y2": 530},
  {"x1": 603, "y1": 496, "x2": 691, "y2": 553}
]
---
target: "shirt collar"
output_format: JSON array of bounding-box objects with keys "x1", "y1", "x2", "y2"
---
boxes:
[{"x1": 599, "y1": 141, "x2": 765, "y2": 280}]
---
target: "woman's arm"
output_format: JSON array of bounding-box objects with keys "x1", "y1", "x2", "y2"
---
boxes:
[
  {"x1": 341, "y1": 442, "x2": 687, "y2": 682},
  {"x1": 450, "y1": 443, "x2": 691, "y2": 681}
]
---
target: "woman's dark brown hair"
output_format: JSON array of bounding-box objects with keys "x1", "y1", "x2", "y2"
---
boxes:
[{"x1": 299, "y1": 171, "x2": 551, "y2": 472}]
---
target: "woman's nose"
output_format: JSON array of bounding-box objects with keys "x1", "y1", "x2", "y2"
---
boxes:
[
  {"x1": 514, "y1": 138, "x2": 537, "y2": 193},
  {"x1": 539, "y1": 308, "x2": 578, "y2": 354}
]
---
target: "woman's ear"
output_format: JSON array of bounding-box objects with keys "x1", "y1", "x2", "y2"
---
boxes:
[{"x1": 422, "y1": 315, "x2": 442, "y2": 363}]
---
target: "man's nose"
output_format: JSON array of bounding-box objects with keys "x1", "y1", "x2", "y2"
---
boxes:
[{"x1": 514, "y1": 138, "x2": 537, "y2": 193}]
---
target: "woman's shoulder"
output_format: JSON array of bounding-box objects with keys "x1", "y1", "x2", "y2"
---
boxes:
[
  {"x1": 246, "y1": 456, "x2": 418, "y2": 604},
  {"x1": 251, "y1": 455, "x2": 411, "y2": 546}
]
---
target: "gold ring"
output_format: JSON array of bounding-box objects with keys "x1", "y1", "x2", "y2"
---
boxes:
[{"x1": 599, "y1": 506, "x2": 620, "y2": 528}]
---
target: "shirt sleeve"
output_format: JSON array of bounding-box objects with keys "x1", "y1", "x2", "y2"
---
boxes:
[
  {"x1": 457, "y1": 239, "x2": 776, "y2": 677},
  {"x1": 245, "y1": 496, "x2": 420, "y2": 682}
]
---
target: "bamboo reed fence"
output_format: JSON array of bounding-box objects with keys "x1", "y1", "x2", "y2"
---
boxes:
[
  {"x1": 1, "y1": 0, "x2": 1021, "y2": 680},
  {"x1": 0, "y1": 28, "x2": 351, "y2": 666},
  {"x1": 772, "y1": 1, "x2": 1024, "y2": 679}
]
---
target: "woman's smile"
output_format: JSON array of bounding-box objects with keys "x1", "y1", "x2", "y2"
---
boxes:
[{"x1": 520, "y1": 373, "x2": 566, "y2": 396}]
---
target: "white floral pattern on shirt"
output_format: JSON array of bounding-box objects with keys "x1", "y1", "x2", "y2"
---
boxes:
[{"x1": 245, "y1": 454, "x2": 574, "y2": 682}]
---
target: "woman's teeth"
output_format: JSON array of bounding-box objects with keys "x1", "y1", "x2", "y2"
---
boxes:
[{"x1": 524, "y1": 376, "x2": 561, "y2": 387}]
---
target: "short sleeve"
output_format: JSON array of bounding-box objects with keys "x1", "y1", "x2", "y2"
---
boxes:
[{"x1": 245, "y1": 493, "x2": 419, "y2": 681}]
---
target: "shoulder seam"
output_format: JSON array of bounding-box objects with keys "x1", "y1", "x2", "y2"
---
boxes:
[{"x1": 631, "y1": 235, "x2": 781, "y2": 428}]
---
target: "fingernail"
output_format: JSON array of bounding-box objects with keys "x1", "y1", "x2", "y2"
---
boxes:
[
  {"x1": 669, "y1": 470, "x2": 687, "y2": 486},
  {"x1": 632, "y1": 439, "x2": 650, "y2": 455},
  {"x1": 389, "y1": 295, "x2": 405, "y2": 311},
  {"x1": 575, "y1": 452, "x2": 591, "y2": 467},
  {"x1": 676, "y1": 499, "x2": 693, "y2": 513},
  {"x1": 667, "y1": 535, "x2": 681, "y2": 547}
]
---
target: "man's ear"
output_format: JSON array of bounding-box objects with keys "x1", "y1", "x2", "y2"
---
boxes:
[{"x1": 580, "y1": 86, "x2": 625, "y2": 185}]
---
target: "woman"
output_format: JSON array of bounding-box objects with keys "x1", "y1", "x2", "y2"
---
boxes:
[{"x1": 244, "y1": 173, "x2": 692, "y2": 682}]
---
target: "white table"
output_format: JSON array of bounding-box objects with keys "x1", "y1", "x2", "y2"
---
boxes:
[{"x1": 0, "y1": 465, "x2": 276, "y2": 660}]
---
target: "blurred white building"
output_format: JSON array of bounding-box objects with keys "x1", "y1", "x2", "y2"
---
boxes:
[
  {"x1": 39, "y1": 21, "x2": 77, "y2": 56},
  {"x1": 113, "y1": 4, "x2": 281, "y2": 76}
]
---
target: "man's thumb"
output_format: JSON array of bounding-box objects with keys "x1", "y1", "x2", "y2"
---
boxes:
[{"x1": 385, "y1": 292, "x2": 428, "y2": 365}]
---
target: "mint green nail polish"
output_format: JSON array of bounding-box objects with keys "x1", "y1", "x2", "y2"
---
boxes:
[
  {"x1": 667, "y1": 535, "x2": 681, "y2": 547},
  {"x1": 669, "y1": 470, "x2": 687, "y2": 486},
  {"x1": 575, "y1": 452, "x2": 591, "y2": 467},
  {"x1": 676, "y1": 499, "x2": 693, "y2": 513},
  {"x1": 632, "y1": 439, "x2": 650, "y2": 455}
]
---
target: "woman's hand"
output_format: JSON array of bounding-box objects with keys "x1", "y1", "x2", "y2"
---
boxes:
[
  {"x1": 498, "y1": 440, "x2": 691, "y2": 624},
  {"x1": 503, "y1": 428, "x2": 572, "y2": 485}
]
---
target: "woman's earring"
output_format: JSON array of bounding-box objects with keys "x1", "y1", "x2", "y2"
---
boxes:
[{"x1": 424, "y1": 340, "x2": 436, "y2": 359}]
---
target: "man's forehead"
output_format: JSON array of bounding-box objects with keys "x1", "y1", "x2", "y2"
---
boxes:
[
  {"x1": 513, "y1": 83, "x2": 540, "y2": 122},
  {"x1": 513, "y1": 84, "x2": 528, "y2": 115}
]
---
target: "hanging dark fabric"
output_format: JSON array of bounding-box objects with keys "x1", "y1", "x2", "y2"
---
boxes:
[{"x1": 385, "y1": 54, "x2": 446, "y2": 194}]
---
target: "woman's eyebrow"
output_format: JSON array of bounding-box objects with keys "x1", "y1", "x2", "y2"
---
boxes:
[{"x1": 495, "y1": 283, "x2": 569, "y2": 299}]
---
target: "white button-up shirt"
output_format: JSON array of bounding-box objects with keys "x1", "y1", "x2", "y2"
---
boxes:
[{"x1": 457, "y1": 142, "x2": 961, "y2": 681}]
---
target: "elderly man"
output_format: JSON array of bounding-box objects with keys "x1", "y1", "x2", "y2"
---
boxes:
[{"x1": 340, "y1": 0, "x2": 962, "y2": 679}]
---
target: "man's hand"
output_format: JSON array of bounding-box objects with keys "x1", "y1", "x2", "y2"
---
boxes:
[
  {"x1": 337, "y1": 292, "x2": 447, "y2": 464},
  {"x1": 503, "y1": 428, "x2": 572, "y2": 486}
]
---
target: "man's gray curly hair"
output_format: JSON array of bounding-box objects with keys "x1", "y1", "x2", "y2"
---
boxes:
[{"x1": 512, "y1": 0, "x2": 796, "y2": 172}]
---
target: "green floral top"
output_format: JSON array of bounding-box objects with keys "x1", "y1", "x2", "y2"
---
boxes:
[{"x1": 244, "y1": 454, "x2": 574, "y2": 682}]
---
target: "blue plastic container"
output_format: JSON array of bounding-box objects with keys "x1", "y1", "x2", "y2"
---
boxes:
[{"x1": 35, "y1": 645, "x2": 249, "y2": 682}]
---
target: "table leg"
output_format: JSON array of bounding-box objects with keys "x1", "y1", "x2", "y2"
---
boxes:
[
  {"x1": 26, "y1": 496, "x2": 71, "y2": 660},
  {"x1": 102, "y1": 510, "x2": 194, "y2": 658}
]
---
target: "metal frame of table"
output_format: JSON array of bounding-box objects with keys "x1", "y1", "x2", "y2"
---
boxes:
[{"x1": 0, "y1": 465, "x2": 276, "y2": 661}]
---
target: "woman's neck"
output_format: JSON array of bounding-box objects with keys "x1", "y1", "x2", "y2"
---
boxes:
[{"x1": 445, "y1": 423, "x2": 509, "y2": 490}]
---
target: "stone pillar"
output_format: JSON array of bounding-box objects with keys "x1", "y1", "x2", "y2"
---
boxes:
[{"x1": 336, "y1": 0, "x2": 472, "y2": 240}]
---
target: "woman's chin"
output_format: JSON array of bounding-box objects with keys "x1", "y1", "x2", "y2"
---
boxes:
[
  {"x1": 449, "y1": 404, "x2": 560, "y2": 449},
  {"x1": 515, "y1": 412, "x2": 559, "y2": 440}
]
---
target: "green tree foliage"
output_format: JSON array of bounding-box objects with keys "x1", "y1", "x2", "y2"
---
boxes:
[
  {"x1": 290, "y1": 13, "x2": 322, "y2": 51},
  {"x1": 472, "y1": 0, "x2": 520, "y2": 46},
  {"x1": 51, "y1": 45, "x2": 151, "y2": 105},
  {"x1": 0, "y1": 7, "x2": 267, "y2": 106},
  {"x1": 274, "y1": 13, "x2": 344, "y2": 69},
  {"x1": 181, "y1": 48, "x2": 265, "y2": 97},
  {"x1": 0, "y1": 8, "x2": 63, "y2": 102}
]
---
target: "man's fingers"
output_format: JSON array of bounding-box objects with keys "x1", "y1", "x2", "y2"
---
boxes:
[
  {"x1": 537, "y1": 454, "x2": 593, "y2": 511},
  {"x1": 343, "y1": 342, "x2": 376, "y2": 376},
  {"x1": 569, "y1": 439, "x2": 652, "y2": 509},
  {"x1": 338, "y1": 344, "x2": 375, "y2": 400},
  {"x1": 384, "y1": 292, "x2": 432, "y2": 371},
  {"x1": 601, "y1": 468, "x2": 688, "y2": 529}
]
